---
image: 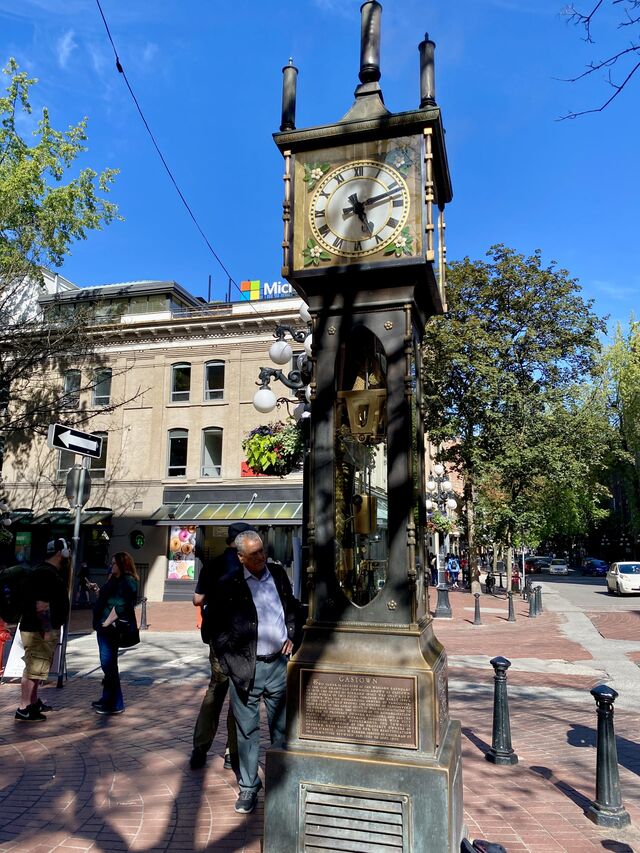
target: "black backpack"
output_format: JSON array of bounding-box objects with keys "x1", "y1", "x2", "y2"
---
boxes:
[{"x1": 0, "y1": 564, "x2": 32, "y2": 624}]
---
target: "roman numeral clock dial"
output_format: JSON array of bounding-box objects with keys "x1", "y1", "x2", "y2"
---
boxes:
[{"x1": 308, "y1": 160, "x2": 410, "y2": 259}]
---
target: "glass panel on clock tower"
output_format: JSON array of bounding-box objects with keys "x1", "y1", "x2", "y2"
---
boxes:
[{"x1": 334, "y1": 327, "x2": 388, "y2": 606}]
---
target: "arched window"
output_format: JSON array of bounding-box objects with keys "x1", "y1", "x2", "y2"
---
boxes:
[
  {"x1": 62, "y1": 369, "x2": 81, "y2": 409},
  {"x1": 170, "y1": 363, "x2": 191, "y2": 402},
  {"x1": 93, "y1": 369, "x2": 112, "y2": 406},
  {"x1": 201, "y1": 427, "x2": 223, "y2": 477},
  {"x1": 167, "y1": 429, "x2": 188, "y2": 477},
  {"x1": 204, "y1": 360, "x2": 225, "y2": 401}
]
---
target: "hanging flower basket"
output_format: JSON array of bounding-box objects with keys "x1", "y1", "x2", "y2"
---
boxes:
[
  {"x1": 427, "y1": 511, "x2": 454, "y2": 535},
  {"x1": 242, "y1": 421, "x2": 305, "y2": 477}
]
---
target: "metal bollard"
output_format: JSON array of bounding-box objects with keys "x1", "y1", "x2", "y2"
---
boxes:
[
  {"x1": 473, "y1": 592, "x2": 482, "y2": 626},
  {"x1": 507, "y1": 591, "x2": 516, "y2": 623},
  {"x1": 498, "y1": 572, "x2": 504, "y2": 589},
  {"x1": 535, "y1": 585, "x2": 543, "y2": 614},
  {"x1": 586, "y1": 685, "x2": 630, "y2": 828},
  {"x1": 486, "y1": 656, "x2": 518, "y2": 765},
  {"x1": 528, "y1": 587, "x2": 537, "y2": 618},
  {"x1": 139, "y1": 597, "x2": 149, "y2": 631}
]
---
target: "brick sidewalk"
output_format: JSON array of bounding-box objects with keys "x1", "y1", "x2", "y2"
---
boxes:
[{"x1": 0, "y1": 592, "x2": 638, "y2": 852}]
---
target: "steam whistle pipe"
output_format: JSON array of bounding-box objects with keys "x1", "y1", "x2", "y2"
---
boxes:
[
  {"x1": 419, "y1": 34, "x2": 436, "y2": 107},
  {"x1": 280, "y1": 59, "x2": 298, "y2": 131},
  {"x1": 359, "y1": 1, "x2": 382, "y2": 83}
]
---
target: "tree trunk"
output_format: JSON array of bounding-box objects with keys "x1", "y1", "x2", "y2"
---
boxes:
[{"x1": 464, "y1": 478, "x2": 477, "y2": 579}]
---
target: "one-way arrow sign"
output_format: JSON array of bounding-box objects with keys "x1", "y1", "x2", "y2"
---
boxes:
[{"x1": 47, "y1": 423, "x2": 103, "y2": 459}]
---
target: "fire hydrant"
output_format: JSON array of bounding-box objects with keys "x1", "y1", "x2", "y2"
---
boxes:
[{"x1": 0, "y1": 619, "x2": 12, "y2": 677}]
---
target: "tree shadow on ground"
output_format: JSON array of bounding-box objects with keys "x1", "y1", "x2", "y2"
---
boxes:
[
  {"x1": 567, "y1": 724, "x2": 640, "y2": 778},
  {"x1": 530, "y1": 765, "x2": 592, "y2": 811}
]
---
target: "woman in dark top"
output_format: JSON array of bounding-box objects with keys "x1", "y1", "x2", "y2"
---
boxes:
[{"x1": 92, "y1": 552, "x2": 139, "y2": 715}]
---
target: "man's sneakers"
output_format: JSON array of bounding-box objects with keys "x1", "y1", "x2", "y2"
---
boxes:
[
  {"x1": 15, "y1": 704, "x2": 46, "y2": 722},
  {"x1": 189, "y1": 747, "x2": 207, "y2": 770},
  {"x1": 234, "y1": 790, "x2": 258, "y2": 814},
  {"x1": 94, "y1": 706, "x2": 124, "y2": 715},
  {"x1": 223, "y1": 751, "x2": 239, "y2": 771},
  {"x1": 35, "y1": 698, "x2": 53, "y2": 712}
]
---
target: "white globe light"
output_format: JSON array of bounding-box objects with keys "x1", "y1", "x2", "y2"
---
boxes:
[
  {"x1": 304, "y1": 334, "x2": 313, "y2": 355},
  {"x1": 301, "y1": 410, "x2": 311, "y2": 419},
  {"x1": 426, "y1": 480, "x2": 436, "y2": 493},
  {"x1": 293, "y1": 402, "x2": 306, "y2": 421},
  {"x1": 446, "y1": 497, "x2": 457, "y2": 510},
  {"x1": 425, "y1": 500, "x2": 434, "y2": 511},
  {"x1": 305, "y1": 384, "x2": 312, "y2": 403},
  {"x1": 299, "y1": 302, "x2": 311, "y2": 323},
  {"x1": 253, "y1": 387, "x2": 277, "y2": 413},
  {"x1": 297, "y1": 353, "x2": 308, "y2": 371},
  {"x1": 433, "y1": 463, "x2": 445, "y2": 477},
  {"x1": 269, "y1": 339, "x2": 293, "y2": 365},
  {"x1": 442, "y1": 479, "x2": 452, "y2": 492},
  {"x1": 2, "y1": 517, "x2": 11, "y2": 527}
]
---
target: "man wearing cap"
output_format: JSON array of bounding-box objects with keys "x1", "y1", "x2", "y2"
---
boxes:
[
  {"x1": 189, "y1": 521, "x2": 254, "y2": 770},
  {"x1": 209, "y1": 529, "x2": 301, "y2": 815},
  {"x1": 15, "y1": 538, "x2": 70, "y2": 722}
]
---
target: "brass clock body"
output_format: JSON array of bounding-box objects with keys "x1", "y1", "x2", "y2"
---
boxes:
[{"x1": 292, "y1": 136, "x2": 424, "y2": 273}]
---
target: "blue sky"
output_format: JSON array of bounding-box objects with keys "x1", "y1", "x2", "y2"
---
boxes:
[{"x1": 1, "y1": 0, "x2": 638, "y2": 335}]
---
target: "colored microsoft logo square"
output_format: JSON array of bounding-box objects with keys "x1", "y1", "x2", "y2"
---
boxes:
[{"x1": 240, "y1": 280, "x2": 260, "y2": 300}]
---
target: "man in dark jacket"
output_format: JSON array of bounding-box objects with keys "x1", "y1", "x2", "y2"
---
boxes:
[
  {"x1": 210, "y1": 529, "x2": 300, "y2": 815},
  {"x1": 16, "y1": 538, "x2": 70, "y2": 722},
  {"x1": 189, "y1": 522, "x2": 256, "y2": 770}
]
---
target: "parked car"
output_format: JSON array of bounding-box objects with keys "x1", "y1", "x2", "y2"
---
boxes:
[
  {"x1": 582, "y1": 558, "x2": 608, "y2": 577},
  {"x1": 606, "y1": 562, "x2": 640, "y2": 595},
  {"x1": 524, "y1": 556, "x2": 551, "y2": 574},
  {"x1": 549, "y1": 558, "x2": 569, "y2": 575}
]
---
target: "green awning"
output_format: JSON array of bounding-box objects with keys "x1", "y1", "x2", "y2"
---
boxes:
[{"x1": 150, "y1": 501, "x2": 303, "y2": 526}]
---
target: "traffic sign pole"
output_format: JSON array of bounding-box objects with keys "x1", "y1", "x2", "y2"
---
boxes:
[{"x1": 57, "y1": 456, "x2": 91, "y2": 689}]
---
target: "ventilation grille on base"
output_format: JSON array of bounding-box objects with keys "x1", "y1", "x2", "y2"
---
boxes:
[{"x1": 302, "y1": 787, "x2": 406, "y2": 852}]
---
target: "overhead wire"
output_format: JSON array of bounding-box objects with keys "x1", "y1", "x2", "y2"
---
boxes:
[{"x1": 94, "y1": 0, "x2": 279, "y2": 326}]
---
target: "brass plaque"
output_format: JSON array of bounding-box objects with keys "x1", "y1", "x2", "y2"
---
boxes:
[{"x1": 299, "y1": 669, "x2": 418, "y2": 749}]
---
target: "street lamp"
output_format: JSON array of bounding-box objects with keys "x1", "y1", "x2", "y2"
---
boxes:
[
  {"x1": 426, "y1": 463, "x2": 457, "y2": 619},
  {"x1": 252, "y1": 303, "x2": 313, "y2": 417}
]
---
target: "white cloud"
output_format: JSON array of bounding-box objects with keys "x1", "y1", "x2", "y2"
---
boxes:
[
  {"x1": 56, "y1": 29, "x2": 77, "y2": 69},
  {"x1": 142, "y1": 42, "x2": 159, "y2": 64}
]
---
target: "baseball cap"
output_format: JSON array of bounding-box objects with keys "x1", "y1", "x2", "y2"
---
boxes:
[{"x1": 228, "y1": 522, "x2": 256, "y2": 542}]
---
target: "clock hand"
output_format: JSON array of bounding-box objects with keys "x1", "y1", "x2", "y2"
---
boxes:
[
  {"x1": 342, "y1": 192, "x2": 363, "y2": 219},
  {"x1": 363, "y1": 187, "x2": 403, "y2": 207}
]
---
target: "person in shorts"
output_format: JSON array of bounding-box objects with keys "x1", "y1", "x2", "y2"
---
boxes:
[{"x1": 15, "y1": 538, "x2": 70, "y2": 722}]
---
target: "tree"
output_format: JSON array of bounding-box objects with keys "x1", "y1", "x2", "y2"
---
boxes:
[
  {"x1": 422, "y1": 244, "x2": 608, "y2": 570},
  {"x1": 0, "y1": 58, "x2": 121, "y2": 472},
  {"x1": 561, "y1": 1, "x2": 640, "y2": 117}
]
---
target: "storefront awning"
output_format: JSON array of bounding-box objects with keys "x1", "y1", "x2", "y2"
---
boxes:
[
  {"x1": 10, "y1": 509, "x2": 112, "y2": 526},
  {"x1": 148, "y1": 501, "x2": 303, "y2": 526}
]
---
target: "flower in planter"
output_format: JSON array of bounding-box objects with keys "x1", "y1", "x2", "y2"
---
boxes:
[{"x1": 243, "y1": 420, "x2": 305, "y2": 477}]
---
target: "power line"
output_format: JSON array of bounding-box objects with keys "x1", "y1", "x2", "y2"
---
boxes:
[{"x1": 94, "y1": 0, "x2": 276, "y2": 324}]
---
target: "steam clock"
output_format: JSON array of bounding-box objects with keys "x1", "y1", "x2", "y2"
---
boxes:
[{"x1": 263, "y1": 4, "x2": 463, "y2": 851}]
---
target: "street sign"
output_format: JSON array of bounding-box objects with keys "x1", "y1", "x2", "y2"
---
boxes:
[
  {"x1": 65, "y1": 465, "x2": 92, "y2": 507},
  {"x1": 47, "y1": 423, "x2": 102, "y2": 459}
]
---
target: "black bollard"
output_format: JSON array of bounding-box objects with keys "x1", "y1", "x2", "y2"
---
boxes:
[
  {"x1": 528, "y1": 587, "x2": 537, "y2": 618},
  {"x1": 507, "y1": 591, "x2": 516, "y2": 623},
  {"x1": 473, "y1": 592, "x2": 482, "y2": 625},
  {"x1": 586, "y1": 684, "x2": 630, "y2": 828},
  {"x1": 498, "y1": 572, "x2": 504, "y2": 589},
  {"x1": 486, "y1": 656, "x2": 518, "y2": 765},
  {"x1": 535, "y1": 585, "x2": 543, "y2": 614},
  {"x1": 140, "y1": 597, "x2": 149, "y2": 631}
]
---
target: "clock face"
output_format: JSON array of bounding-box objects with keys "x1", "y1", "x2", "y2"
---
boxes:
[
  {"x1": 309, "y1": 161, "x2": 410, "y2": 258},
  {"x1": 292, "y1": 136, "x2": 424, "y2": 272}
]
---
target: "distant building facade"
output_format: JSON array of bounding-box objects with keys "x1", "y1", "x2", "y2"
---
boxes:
[{"x1": 2, "y1": 277, "x2": 304, "y2": 601}]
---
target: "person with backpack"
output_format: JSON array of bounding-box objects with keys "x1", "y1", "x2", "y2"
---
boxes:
[{"x1": 14, "y1": 538, "x2": 70, "y2": 722}]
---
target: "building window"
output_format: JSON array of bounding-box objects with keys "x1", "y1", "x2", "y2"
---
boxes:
[
  {"x1": 90, "y1": 432, "x2": 108, "y2": 478},
  {"x1": 201, "y1": 427, "x2": 222, "y2": 477},
  {"x1": 168, "y1": 429, "x2": 188, "y2": 477},
  {"x1": 171, "y1": 363, "x2": 191, "y2": 403},
  {"x1": 56, "y1": 448, "x2": 75, "y2": 481},
  {"x1": 93, "y1": 369, "x2": 112, "y2": 406},
  {"x1": 204, "y1": 361, "x2": 225, "y2": 401},
  {"x1": 62, "y1": 369, "x2": 81, "y2": 409}
]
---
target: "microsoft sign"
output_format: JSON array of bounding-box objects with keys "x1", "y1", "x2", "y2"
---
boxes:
[{"x1": 240, "y1": 279, "x2": 293, "y2": 301}]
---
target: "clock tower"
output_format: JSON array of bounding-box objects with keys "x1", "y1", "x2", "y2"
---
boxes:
[{"x1": 263, "y1": 4, "x2": 463, "y2": 851}]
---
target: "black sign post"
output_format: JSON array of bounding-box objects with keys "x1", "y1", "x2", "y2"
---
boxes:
[{"x1": 47, "y1": 423, "x2": 102, "y2": 459}]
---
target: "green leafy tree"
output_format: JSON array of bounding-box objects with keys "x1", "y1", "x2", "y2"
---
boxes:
[
  {"x1": 422, "y1": 244, "x2": 608, "y2": 570},
  {"x1": 0, "y1": 58, "x2": 121, "y2": 472}
]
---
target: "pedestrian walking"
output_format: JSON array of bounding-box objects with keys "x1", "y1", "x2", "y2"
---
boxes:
[
  {"x1": 189, "y1": 522, "x2": 252, "y2": 771},
  {"x1": 74, "y1": 562, "x2": 98, "y2": 607},
  {"x1": 15, "y1": 538, "x2": 70, "y2": 722},
  {"x1": 447, "y1": 554, "x2": 460, "y2": 588},
  {"x1": 429, "y1": 552, "x2": 438, "y2": 586},
  {"x1": 210, "y1": 530, "x2": 301, "y2": 814},
  {"x1": 92, "y1": 552, "x2": 139, "y2": 716}
]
